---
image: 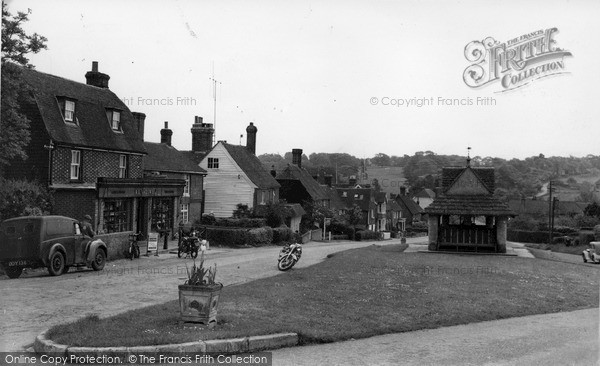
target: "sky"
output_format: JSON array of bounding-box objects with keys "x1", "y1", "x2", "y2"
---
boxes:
[{"x1": 6, "y1": 0, "x2": 600, "y2": 160}]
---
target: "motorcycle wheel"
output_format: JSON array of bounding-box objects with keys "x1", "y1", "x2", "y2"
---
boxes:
[
  {"x1": 132, "y1": 244, "x2": 140, "y2": 259},
  {"x1": 178, "y1": 246, "x2": 184, "y2": 258},
  {"x1": 277, "y1": 256, "x2": 296, "y2": 271}
]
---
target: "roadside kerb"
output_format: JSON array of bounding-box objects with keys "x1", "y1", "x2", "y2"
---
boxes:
[{"x1": 33, "y1": 329, "x2": 298, "y2": 356}]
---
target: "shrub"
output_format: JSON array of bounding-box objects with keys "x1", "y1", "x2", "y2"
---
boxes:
[
  {"x1": 552, "y1": 226, "x2": 578, "y2": 235},
  {"x1": 355, "y1": 230, "x2": 379, "y2": 241},
  {"x1": 247, "y1": 227, "x2": 273, "y2": 246},
  {"x1": 0, "y1": 178, "x2": 53, "y2": 221},
  {"x1": 579, "y1": 229, "x2": 595, "y2": 246},
  {"x1": 507, "y1": 230, "x2": 552, "y2": 244},
  {"x1": 205, "y1": 227, "x2": 248, "y2": 247},
  {"x1": 272, "y1": 226, "x2": 293, "y2": 244},
  {"x1": 594, "y1": 224, "x2": 600, "y2": 241},
  {"x1": 214, "y1": 218, "x2": 266, "y2": 228},
  {"x1": 200, "y1": 214, "x2": 216, "y2": 226}
]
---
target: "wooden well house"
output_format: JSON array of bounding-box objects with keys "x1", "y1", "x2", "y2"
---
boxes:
[{"x1": 424, "y1": 161, "x2": 515, "y2": 253}]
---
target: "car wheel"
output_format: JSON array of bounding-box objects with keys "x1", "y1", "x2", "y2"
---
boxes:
[
  {"x1": 91, "y1": 249, "x2": 106, "y2": 271},
  {"x1": 5, "y1": 267, "x2": 23, "y2": 279},
  {"x1": 48, "y1": 252, "x2": 65, "y2": 276}
]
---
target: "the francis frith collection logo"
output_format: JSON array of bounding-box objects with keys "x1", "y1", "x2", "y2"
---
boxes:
[{"x1": 463, "y1": 28, "x2": 572, "y2": 92}]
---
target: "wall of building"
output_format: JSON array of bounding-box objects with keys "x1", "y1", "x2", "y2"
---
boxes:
[
  {"x1": 199, "y1": 144, "x2": 255, "y2": 217},
  {"x1": 51, "y1": 147, "x2": 143, "y2": 184},
  {"x1": 52, "y1": 189, "x2": 97, "y2": 224}
]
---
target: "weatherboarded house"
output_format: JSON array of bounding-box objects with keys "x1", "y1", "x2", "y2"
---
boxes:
[
  {"x1": 424, "y1": 163, "x2": 515, "y2": 253},
  {"x1": 198, "y1": 141, "x2": 280, "y2": 217}
]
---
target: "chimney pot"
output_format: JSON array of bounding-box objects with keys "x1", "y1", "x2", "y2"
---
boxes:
[
  {"x1": 246, "y1": 122, "x2": 258, "y2": 155},
  {"x1": 160, "y1": 121, "x2": 173, "y2": 146},
  {"x1": 292, "y1": 148, "x2": 303, "y2": 168},
  {"x1": 85, "y1": 61, "x2": 110, "y2": 88},
  {"x1": 191, "y1": 116, "x2": 213, "y2": 153}
]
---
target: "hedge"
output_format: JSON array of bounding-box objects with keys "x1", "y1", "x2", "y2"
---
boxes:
[
  {"x1": 355, "y1": 230, "x2": 379, "y2": 241},
  {"x1": 579, "y1": 230, "x2": 595, "y2": 246},
  {"x1": 214, "y1": 218, "x2": 266, "y2": 228},
  {"x1": 272, "y1": 226, "x2": 293, "y2": 244},
  {"x1": 507, "y1": 230, "x2": 552, "y2": 244},
  {"x1": 205, "y1": 227, "x2": 249, "y2": 247},
  {"x1": 247, "y1": 227, "x2": 273, "y2": 246}
]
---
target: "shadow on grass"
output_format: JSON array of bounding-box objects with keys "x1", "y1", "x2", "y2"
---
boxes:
[{"x1": 48, "y1": 244, "x2": 599, "y2": 348}]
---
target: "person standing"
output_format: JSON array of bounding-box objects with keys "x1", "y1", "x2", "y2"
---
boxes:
[{"x1": 81, "y1": 215, "x2": 96, "y2": 238}]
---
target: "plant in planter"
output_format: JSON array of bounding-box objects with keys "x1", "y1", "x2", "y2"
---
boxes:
[{"x1": 178, "y1": 251, "x2": 223, "y2": 327}]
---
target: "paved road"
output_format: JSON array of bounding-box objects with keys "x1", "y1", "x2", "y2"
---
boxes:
[
  {"x1": 0, "y1": 238, "x2": 401, "y2": 352},
  {"x1": 2, "y1": 237, "x2": 597, "y2": 366},
  {"x1": 272, "y1": 308, "x2": 599, "y2": 366}
]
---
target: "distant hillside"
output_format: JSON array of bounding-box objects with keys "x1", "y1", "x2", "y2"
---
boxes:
[{"x1": 357, "y1": 166, "x2": 405, "y2": 196}]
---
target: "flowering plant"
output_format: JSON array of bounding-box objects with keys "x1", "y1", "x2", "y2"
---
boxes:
[{"x1": 184, "y1": 250, "x2": 217, "y2": 286}]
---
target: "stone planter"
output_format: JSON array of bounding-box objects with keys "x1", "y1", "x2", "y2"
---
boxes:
[{"x1": 178, "y1": 283, "x2": 223, "y2": 327}]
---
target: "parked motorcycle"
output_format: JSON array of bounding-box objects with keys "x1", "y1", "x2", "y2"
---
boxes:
[
  {"x1": 178, "y1": 229, "x2": 200, "y2": 259},
  {"x1": 277, "y1": 243, "x2": 302, "y2": 271},
  {"x1": 582, "y1": 241, "x2": 600, "y2": 264}
]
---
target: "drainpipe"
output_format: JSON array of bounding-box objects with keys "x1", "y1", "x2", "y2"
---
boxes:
[{"x1": 43, "y1": 140, "x2": 55, "y2": 187}]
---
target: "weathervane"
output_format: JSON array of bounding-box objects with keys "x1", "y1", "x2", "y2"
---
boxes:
[{"x1": 467, "y1": 147, "x2": 472, "y2": 166}]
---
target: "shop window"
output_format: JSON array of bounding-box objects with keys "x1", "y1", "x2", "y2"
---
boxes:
[
  {"x1": 151, "y1": 198, "x2": 173, "y2": 232},
  {"x1": 103, "y1": 199, "x2": 132, "y2": 233}
]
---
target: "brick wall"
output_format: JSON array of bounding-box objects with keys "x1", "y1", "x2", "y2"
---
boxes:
[
  {"x1": 52, "y1": 190, "x2": 96, "y2": 221},
  {"x1": 52, "y1": 148, "x2": 143, "y2": 184},
  {"x1": 96, "y1": 231, "x2": 131, "y2": 260}
]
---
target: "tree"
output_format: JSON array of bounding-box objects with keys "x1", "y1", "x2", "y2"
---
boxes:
[
  {"x1": 371, "y1": 153, "x2": 391, "y2": 167},
  {"x1": 1, "y1": 3, "x2": 47, "y2": 170}
]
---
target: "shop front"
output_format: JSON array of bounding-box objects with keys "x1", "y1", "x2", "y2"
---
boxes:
[{"x1": 97, "y1": 178, "x2": 185, "y2": 240}]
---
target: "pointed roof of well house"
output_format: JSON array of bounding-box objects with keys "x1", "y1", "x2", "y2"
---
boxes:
[
  {"x1": 143, "y1": 142, "x2": 206, "y2": 174},
  {"x1": 425, "y1": 165, "x2": 514, "y2": 217},
  {"x1": 18, "y1": 65, "x2": 146, "y2": 154},
  {"x1": 221, "y1": 142, "x2": 280, "y2": 189}
]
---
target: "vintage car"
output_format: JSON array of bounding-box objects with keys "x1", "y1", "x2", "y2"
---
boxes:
[
  {"x1": 582, "y1": 241, "x2": 600, "y2": 264},
  {"x1": 0, "y1": 215, "x2": 107, "y2": 279}
]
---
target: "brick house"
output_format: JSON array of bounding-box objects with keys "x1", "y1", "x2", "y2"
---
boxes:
[
  {"x1": 143, "y1": 122, "x2": 207, "y2": 227},
  {"x1": 275, "y1": 149, "x2": 330, "y2": 208},
  {"x1": 336, "y1": 188, "x2": 377, "y2": 231},
  {"x1": 5, "y1": 62, "x2": 186, "y2": 242}
]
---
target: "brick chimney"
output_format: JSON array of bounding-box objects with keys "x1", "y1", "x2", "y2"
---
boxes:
[
  {"x1": 246, "y1": 122, "x2": 257, "y2": 155},
  {"x1": 161, "y1": 121, "x2": 172, "y2": 146},
  {"x1": 131, "y1": 112, "x2": 146, "y2": 141},
  {"x1": 292, "y1": 149, "x2": 303, "y2": 169},
  {"x1": 191, "y1": 116, "x2": 214, "y2": 153},
  {"x1": 85, "y1": 61, "x2": 110, "y2": 88}
]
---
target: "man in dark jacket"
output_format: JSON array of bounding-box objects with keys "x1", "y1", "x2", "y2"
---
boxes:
[{"x1": 81, "y1": 215, "x2": 96, "y2": 238}]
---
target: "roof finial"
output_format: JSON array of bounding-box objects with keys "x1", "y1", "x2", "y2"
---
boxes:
[{"x1": 466, "y1": 147, "x2": 472, "y2": 167}]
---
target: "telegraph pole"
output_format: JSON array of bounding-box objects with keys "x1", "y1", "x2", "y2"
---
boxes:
[{"x1": 548, "y1": 180, "x2": 553, "y2": 244}]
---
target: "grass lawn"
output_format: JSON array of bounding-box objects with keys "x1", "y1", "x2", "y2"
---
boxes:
[{"x1": 48, "y1": 244, "x2": 599, "y2": 348}]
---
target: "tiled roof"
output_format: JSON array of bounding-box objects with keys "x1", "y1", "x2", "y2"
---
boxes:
[
  {"x1": 394, "y1": 195, "x2": 424, "y2": 215},
  {"x1": 283, "y1": 203, "x2": 306, "y2": 218},
  {"x1": 143, "y1": 142, "x2": 206, "y2": 174},
  {"x1": 325, "y1": 186, "x2": 348, "y2": 211},
  {"x1": 425, "y1": 195, "x2": 515, "y2": 216},
  {"x1": 387, "y1": 200, "x2": 402, "y2": 212},
  {"x1": 375, "y1": 192, "x2": 387, "y2": 203},
  {"x1": 336, "y1": 188, "x2": 376, "y2": 212},
  {"x1": 19, "y1": 66, "x2": 146, "y2": 154},
  {"x1": 442, "y1": 167, "x2": 495, "y2": 192},
  {"x1": 222, "y1": 143, "x2": 280, "y2": 189},
  {"x1": 277, "y1": 164, "x2": 328, "y2": 200}
]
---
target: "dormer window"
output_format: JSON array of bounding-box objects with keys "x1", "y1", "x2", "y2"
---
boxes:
[
  {"x1": 64, "y1": 100, "x2": 75, "y2": 121},
  {"x1": 106, "y1": 109, "x2": 122, "y2": 132},
  {"x1": 57, "y1": 97, "x2": 77, "y2": 124}
]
